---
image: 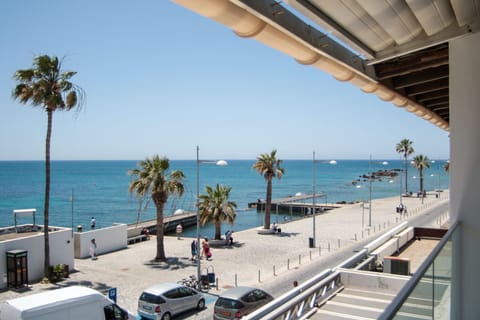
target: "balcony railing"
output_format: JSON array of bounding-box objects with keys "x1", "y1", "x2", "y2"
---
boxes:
[{"x1": 379, "y1": 221, "x2": 457, "y2": 319}]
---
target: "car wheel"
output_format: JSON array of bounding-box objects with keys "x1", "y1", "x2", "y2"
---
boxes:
[
  {"x1": 161, "y1": 312, "x2": 171, "y2": 320},
  {"x1": 197, "y1": 299, "x2": 206, "y2": 310}
]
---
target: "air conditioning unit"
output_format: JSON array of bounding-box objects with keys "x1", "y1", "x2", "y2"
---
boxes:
[{"x1": 384, "y1": 256, "x2": 410, "y2": 275}]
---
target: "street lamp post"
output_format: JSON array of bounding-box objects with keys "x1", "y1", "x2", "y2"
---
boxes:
[{"x1": 195, "y1": 146, "x2": 227, "y2": 289}]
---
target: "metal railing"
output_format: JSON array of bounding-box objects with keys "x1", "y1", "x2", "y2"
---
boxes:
[
  {"x1": 379, "y1": 221, "x2": 458, "y2": 319},
  {"x1": 244, "y1": 222, "x2": 410, "y2": 320}
]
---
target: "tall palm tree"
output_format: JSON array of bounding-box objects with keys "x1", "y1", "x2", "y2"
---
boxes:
[
  {"x1": 198, "y1": 184, "x2": 237, "y2": 240},
  {"x1": 253, "y1": 150, "x2": 285, "y2": 230},
  {"x1": 396, "y1": 139, "x2": 415, "y2": 193},
  {"x1": 128, "y1": 155, "x2": 185, "y2": 261},
  {"x1": 412, "y1": 154, "x2": 431, "y2": 193},
  {"x1": 12, "y1": 55, "x2": 84, "y2": 279}
]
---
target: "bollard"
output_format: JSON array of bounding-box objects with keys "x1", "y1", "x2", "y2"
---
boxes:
[
  {"x1": 287, "y1": 259, "x2": 290, "y2": 270},
  {"x1": 319, "y1": 246, "x2": 321, "y2": 256},
  {"x1": 216, "y1": 278, "x2": 219, "y2": 290},
  {"x1": 258, "y1": 270, "x2": 261, "y2": 282},
  {"x1": 299, "y1": 254, "x2": 301, "y2": 265},
  {"x1": 368, "y1": 229, "x2": 370, "y2": 236},
  {"x1": 328, "y1": 242, "x2": 331, "y2": 252},
  {"x1": 273, "y1": 265, "x2": 276, "y2": 276},
  {"x1": 310, "y1": 251, "x2": 312, "y2": 261},
  {"x1": 338, "y1": 239, "x2": 340, "y2": 248},
  {"x1": 355, "y1": 233, "x2": 357, "y2": 241},
  {"x1": 235, "y1": 274, "x2": 237, "y2": 287}
]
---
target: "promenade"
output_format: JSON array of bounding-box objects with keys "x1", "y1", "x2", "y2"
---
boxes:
[{"x1": 0, "y1": 191, "x2": 450, "y2": 318}]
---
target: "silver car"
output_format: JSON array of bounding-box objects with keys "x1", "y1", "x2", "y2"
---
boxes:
[
  {"x1": 213, "y1": 286, "x2": 273, "y2": 320},
  {"x1": 138, "y1": 282, "x2": 205, "y2": 320}
]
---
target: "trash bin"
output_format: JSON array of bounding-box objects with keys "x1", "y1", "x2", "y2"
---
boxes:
[
  {"x1": 207, "y1": 266, "x2": 215, "y2": 284},
  {"x1": 308, "y1": 237, "x2": 314, "y2": 248}
]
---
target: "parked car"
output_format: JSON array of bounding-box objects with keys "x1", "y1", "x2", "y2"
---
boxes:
[
  {"x1": 138, "y1": 282, "x2": 205, "y2": 320},
  {"x1": 213, "y1": 286, "x2": 274, "y2": 320}
]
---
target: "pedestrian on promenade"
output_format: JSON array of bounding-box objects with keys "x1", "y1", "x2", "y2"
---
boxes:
[
  {"x1": 176, "y1": 224, "x2": 183, "y2": 239},
  {"x1": 90, "y1": 217, "x2": 96, "y2": 229},
  {"x1": 90, "y1": 238, "x2": 97, "y2": 260},
  {"x1": 225, "y1": 230, "x2": 234, "y2": 246},
  {"x1": 191, "y1": 240, "x2": 197, "y2": 261},
  {"x1": 202, "y1": 238, "x2": 212, "y2": 260}
]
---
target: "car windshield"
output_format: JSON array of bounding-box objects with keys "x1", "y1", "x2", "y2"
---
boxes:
[
  {"x1": 215, "y1": 297, "x2": 244, "y2": 309},
  {"x1": 140, "y1": 292, "x2": 166, "y2": 304}
]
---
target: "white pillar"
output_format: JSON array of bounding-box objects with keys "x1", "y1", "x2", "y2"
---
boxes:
[{"x1": 450, "y1": 31, "x2": 480, "y2": 319}]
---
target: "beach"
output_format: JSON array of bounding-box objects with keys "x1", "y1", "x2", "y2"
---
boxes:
[{"x1": 0, "y1": 191, "x2": 450, "y2": 319}]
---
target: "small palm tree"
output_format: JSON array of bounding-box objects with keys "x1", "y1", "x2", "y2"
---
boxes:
[
  {"x1": 253, "y1": 150, "x2": 285, "y2": 229},
  {"x1": 412, "y1": 154, "x2": 431, "y2": 193},
  {"x1": 396, "y1": 139, "x2": 414, "y2": 193},
  {"x1": 12, "y1": 55, "x2": 85, "y2": 279},
  {"x1": 128, "y1": 155, "x2": 185, "y2": 261},
  {"x1": 198, "y1": 184, "x2": 237, "y2": 240}
]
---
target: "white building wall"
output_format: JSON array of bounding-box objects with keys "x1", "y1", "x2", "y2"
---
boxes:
[
  {"x1": 0, "y1": 228, "x2": 73, "y2": 289},
  {"x1": 450, "y1": 31, "x2": 480, "y2": 319},
  {"x1": 74, "y1": 224, "x2": 127, "y2": 259}
]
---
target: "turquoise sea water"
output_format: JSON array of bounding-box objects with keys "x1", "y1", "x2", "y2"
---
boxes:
[{"x1": 0, "y1": 160, "x2": 449, "y2": 237}]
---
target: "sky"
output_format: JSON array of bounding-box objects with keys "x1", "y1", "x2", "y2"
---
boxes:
[{"x1": 0, "y1": 0, "x2": 450, "y2": 161}]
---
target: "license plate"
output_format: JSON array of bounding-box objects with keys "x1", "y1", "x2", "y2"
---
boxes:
[
  {"x1": 143, "y1": 305, "x2": 152, "y2": 311},
  {"x1": 221, "y1": 311, "x2": 231, "y2": 316}
]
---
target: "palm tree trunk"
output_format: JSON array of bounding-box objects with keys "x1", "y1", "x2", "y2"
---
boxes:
[
  {"x1": 155, "y1": 202, "x2": 166, "y2": 261},
  {"x1": 420, "y1": 169, "x2": 424, "y2": 192},
  {"x1": 44, "y1": 110, "x2": 52, "y2": 279},
  {"x1": 404, "y1": 156, "x2": 409, "y2": 193},
  {"x1": 215, "y1": 221, "x2": 221, "y2": 240},
  {"x1": 264, "y1": 179, "x2": 272, "y2": 229}
]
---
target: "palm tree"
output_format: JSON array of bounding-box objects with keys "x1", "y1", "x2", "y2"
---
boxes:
[
  {"x1": 411, "y1": 154, "x2": 431, "y2": 193},
  {"x1": 396, "y1": 139, "x2": 415, "y2": 193},
  {"x1": 198, "y1": 184, "x2": 237, "y2": 240},
  {"x1": 128, "y1": 155, "x2": 185, "y2": 261},
  {"x1": 253, "y1": 150, "x2": 285, "y2": 230},
  {"x1": 12, "y1": 55, "x2": 84, "y2": 279},
  {"x1": 444, "y1": 161, "x2": 450, "y2": 173}
]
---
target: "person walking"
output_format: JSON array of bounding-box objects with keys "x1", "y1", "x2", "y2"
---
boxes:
[
  {"x1": 90, "y1": 238, "x2": 97, "y2": 260},
  {"x1": 176, "y1": 223, "x2": 183, "y2": 239},
  {"x1": 202, "y1": 238, "x2": 212, "y2": 260},
  {"x1": 190, "y1": 240, "x2": 197, "y2": 261}
]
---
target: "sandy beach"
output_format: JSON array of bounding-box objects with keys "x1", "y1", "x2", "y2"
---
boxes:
[{"x1": 0, "y1": 191, "x2": 450, "y2": 318}]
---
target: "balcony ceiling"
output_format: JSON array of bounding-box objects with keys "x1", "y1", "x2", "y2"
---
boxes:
[{"x1": 173, "y1": 0, "x2": 480, "y2": 131}]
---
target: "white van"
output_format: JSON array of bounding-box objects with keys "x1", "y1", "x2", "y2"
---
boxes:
[{"x1": 0, "y1": 286, "x2": 135, "y2": 320}]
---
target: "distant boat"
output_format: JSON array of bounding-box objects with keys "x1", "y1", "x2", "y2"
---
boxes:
[
  {"x1": 329, "y1": 160, "x2": 337, "y2": 165},
  {"x1": 174, "y1": 209, "x2": 185, "y2": 215},
  {"x1": 295, "y1": 192, "x2": 303, "y2": 196},
  {"x1": 216, "y1": 160, "x2": 228, "y2": 166},
  {"x1": 382, "y1": 161, "x2": 389, "y2": 165}
]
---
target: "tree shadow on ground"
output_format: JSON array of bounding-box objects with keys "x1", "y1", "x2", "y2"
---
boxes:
[
  {"x1": 144, "y1": 256, "x2": 194, "y2": 271},
  {"x1": 278, "y1": 232, "x2": 300, "y2": 237}
]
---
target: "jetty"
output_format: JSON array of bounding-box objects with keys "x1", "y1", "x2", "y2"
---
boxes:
[
  {"x1": 248, "y1": 193, "x2": 339, "y2": 215},
  {"x1": 127, "y1": 211, "x2": 196, "y2": 240}
]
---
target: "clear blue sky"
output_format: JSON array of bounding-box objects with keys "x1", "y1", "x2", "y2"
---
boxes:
[{"x1": 0, "y1": 0, "x2": 450, "y2": 161}]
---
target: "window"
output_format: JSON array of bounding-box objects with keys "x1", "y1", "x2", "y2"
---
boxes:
[
  {"x1": 104, "y1": 304, "x2": 128, "y2": 320},
  {"x1": 164, "y1": 288, "x2": 180, "y2": 299}
]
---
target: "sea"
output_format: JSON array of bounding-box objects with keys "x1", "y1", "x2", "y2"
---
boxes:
[{"x1": 0, "y1": 160, "x2": 449, "y2": 237}]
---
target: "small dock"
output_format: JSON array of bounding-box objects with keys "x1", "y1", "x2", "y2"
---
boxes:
[
  {"x1": 248, "y1": 193, "x2": 338, "y2": 215},
  {"x1": 127, "y1": 211, "x2": 197, "y2": 237}
]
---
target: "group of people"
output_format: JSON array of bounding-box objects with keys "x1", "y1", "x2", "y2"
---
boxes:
[{"x1": 190, "y1": 238, "x2": 212, "y2": 261}]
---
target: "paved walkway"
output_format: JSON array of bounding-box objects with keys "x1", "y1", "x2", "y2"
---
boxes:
[{"x1": 0, "y1": 191, "x2": 449, "y2": 317}]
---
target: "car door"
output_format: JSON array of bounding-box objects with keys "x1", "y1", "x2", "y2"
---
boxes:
[
  {"x1": 163, "y1": 288, "x2": 182, "y2": 315},
  {"x1": 177, "y1": 286, "x2": 196, "y2": 313}
]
